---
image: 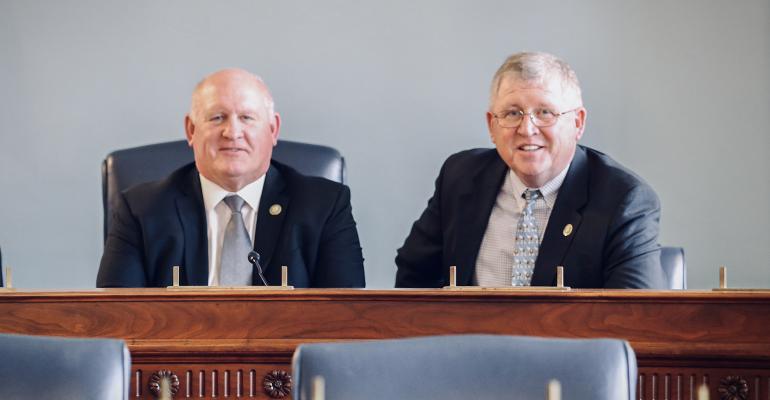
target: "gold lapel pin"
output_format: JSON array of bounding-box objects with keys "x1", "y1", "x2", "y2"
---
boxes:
[
  {"x1": 562, "y1": 223, "x2": 573, "y2": 237},
  {"x1": 269, "y1": 204, "x2": 282, "y2": 216}
]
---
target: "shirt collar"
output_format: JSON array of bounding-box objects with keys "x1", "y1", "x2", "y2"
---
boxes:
[
  {"x1": 199, "y1": 174, "x2": 266, "y2": 212},
  {"x1": 509, "y1": 163, "x2": 570, "y2": 210}
]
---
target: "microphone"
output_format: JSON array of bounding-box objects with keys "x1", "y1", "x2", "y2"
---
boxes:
[{"x1": 247, "y1": 251, "x2": 269, "y2": 286}]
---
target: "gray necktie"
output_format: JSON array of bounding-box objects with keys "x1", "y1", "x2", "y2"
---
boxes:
[
  {"x1": 512, "y1": 189, "x2": 542, "y2": 286},
  {"x1": 219, "y1": 195, "x2": 253, "y2": 286}
]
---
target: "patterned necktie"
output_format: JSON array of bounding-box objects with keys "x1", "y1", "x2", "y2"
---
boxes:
[
  {"x1": 512, "y1": 189, "x2": 542, "y2": 286},
  {"x1": 219, "y1": 195, "x2": 253, "y2": 286}
]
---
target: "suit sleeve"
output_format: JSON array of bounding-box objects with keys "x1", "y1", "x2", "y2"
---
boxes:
[
  {"x1": 602, "y1": 183, "x2": 666, "y2": 289},
  {"x1": 394, "y1": 163, "x2": 448, "y2": 288},
  {"x1": 312, "y1": 185, "x2": 366, "y2": 288},
  {"x1": 96, "y1": 192, "x2": 148, "y2": 287}
]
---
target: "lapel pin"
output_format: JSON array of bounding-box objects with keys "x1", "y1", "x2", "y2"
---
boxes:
[
  {"x1": 269, "y1": 204, "x2": 282, "y2": 216},
  {"x1": 562, "y1": 224, "x2": 573, "y2": 237}
]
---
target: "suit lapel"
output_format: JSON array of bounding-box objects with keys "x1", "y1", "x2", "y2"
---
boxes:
[
  {"x1": 455, "y1": 153, "x2": 509, "y2": 285},
  {"x1": 176, "y1": 167, "x2": 209, "y2": 285},
  {"x1": 531, "y1": 146, "x2": 588, "y2": 286},
  {"x1": 253, "y1": 164, "x2": 289, "y2": 282}
]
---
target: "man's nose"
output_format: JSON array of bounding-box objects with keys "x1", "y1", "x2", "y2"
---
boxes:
[
  {"x1": 516, "y1": 113, "x2": 538, "y2": 136},
  {"x1": 222, "y1": 117, "x2": 242, "y2": 139}
]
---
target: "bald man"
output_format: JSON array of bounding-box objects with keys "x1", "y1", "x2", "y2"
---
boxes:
[{"x1": 97, "y1": 69, "x2": 365, "y2": 288}]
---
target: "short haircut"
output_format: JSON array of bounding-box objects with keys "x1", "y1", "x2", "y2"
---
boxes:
[{"x1": 489, "y1": 52, "x2": 582, "y2": 107}]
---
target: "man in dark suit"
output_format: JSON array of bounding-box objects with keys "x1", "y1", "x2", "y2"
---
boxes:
[
  {"x1": 396, "y1": 52, "x2": 665, "y2": 289},
  {"x1": 98, "y1": 69, "x2": 364, "y2": 288}
]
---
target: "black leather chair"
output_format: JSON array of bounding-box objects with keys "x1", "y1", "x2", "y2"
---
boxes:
[
  {"x1": 0, "y1": 333, "x2": 131, "y2": 400},
  {"x1": 292, "y1": 334, "x2": 637, "y2": 400},
  {"x1": 661, "y1": 246, "x2": 686, "y2": 289},
  {"x1": 102, "y1": 139, "x2": 346, "y2": 239},
  {"x1": 0, "y1": 245, "x2": 3, "y2": 287}
]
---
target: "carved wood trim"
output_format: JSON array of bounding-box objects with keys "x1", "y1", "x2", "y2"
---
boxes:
[
  {"x1": 148, "y1": 370, "x2": 180, "y2": 398},
  {"x1": 718, "y1": 375, "x2": 749, "y2": 400},
  {"x1": 2, "y1": 289, "x2": 770, "y2": 399},
  {"x1": 263, "y1": 370, "x2": 292, "y2": 398}
]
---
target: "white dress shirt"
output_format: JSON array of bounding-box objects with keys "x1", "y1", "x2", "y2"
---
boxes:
[
  {"x1": 474, "y1": 166, "x2": 569, "y2": 286},
  {"x1": 199, "y1": 174, "x2": 265, "y2": 286}
]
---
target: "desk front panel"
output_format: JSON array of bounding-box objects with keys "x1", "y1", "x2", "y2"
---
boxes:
[{"x1": 1, "y1": 289, "x2": 768, "y2": 399}]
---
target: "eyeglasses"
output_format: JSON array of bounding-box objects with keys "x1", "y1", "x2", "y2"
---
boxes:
[{"x1": 492, "y1": 107, "x2": 580, "y2": 128}]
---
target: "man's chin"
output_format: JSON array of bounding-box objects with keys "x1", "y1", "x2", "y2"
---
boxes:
[
  {"x1": 512, "y1": 163, "x2": 551, "y2": 187},
  {"x1": 513, "y1": 159, "x2": 548, "y2": 175},
  {"x1": 218, "y1": 164, "x2": 267, "y2": 181}
]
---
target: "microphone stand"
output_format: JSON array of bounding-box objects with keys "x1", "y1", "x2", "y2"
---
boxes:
[{"x1": 247, "y1": 251, "x2": 269, "y2": 286}]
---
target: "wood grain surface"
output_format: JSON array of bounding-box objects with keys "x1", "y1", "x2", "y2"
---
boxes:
[{"x1": 1, "y1": 289, "x2": 768, "y2": 399}]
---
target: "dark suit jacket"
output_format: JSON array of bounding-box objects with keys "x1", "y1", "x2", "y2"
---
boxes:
[
  {"x1": 97, "y1": 161, "x2": 365, "y2": 288},
  {"x1": 395, "y1": 145, "x2": 665, "y2": 289}
]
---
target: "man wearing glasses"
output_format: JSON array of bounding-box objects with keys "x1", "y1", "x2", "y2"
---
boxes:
[{"x1": 395, "y1": 52, "x2": 665, "y2": 289}]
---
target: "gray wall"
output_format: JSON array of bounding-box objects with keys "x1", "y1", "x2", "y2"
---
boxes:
[{"x1": 1, "y1": 0, "x2": 768, "y2": 289}]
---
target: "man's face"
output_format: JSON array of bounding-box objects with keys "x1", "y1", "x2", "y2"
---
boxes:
[
  {"x1": 185, "y1": 71, "x2": 280, "y2": 192},
  {"x1": 486, "y1": 76, "x2": 586, "y2": 188}
]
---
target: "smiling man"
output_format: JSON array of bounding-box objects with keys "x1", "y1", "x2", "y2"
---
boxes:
[
  {"x1": 395, "y1": 52, "x2": 665, "y2": 289},
  {"x1": 98, "y1": 69, "x2": 365, "y2": 288}
]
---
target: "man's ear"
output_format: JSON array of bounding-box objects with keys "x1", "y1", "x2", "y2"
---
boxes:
[
  {"x1": 573, "y1": 107, "x2": 587, "y2": 141},
  {"x1": 184, "y1": 115, "x2": 195, "y2": 146},
  {"x1": 486, "y1": 111, "x2": 496, "y2": 143},
  {"x1": 270, "y1": 112, "x2": 282, "y2": 146}
]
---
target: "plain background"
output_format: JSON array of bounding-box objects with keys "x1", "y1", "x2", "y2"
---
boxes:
[{"x1": 0, "y1": 0, "x2": 768, "y2": 289}]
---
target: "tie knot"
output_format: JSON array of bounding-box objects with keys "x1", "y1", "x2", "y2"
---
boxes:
[
  {"x1": 223, "y1": 195, "x2": 245, "y2": 214},
  {"x1": 522, "y1": 189, "x2": 542, "y2": 202}
]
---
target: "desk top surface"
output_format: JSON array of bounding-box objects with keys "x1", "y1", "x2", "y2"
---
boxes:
[{"x1": 1, "y1": 287, "x2": 769, "y2": 302}]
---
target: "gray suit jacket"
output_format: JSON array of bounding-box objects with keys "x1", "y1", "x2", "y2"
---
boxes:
[{"x1": 395, "y1": 145, "x2": 665, "y2": 288}]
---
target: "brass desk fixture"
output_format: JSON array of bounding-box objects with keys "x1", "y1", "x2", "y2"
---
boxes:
[
  {"x1": 0, "y1": 267, "x2": 14, "y2": 291},
  {"x1": 443, "y1": 265, "x2": 570, "y2": 291},
  {"x1": 547, "y1": 379, "x2": 561, "y2": 400},
  {"x1": 697, "y1": 383, "x2": 709, "y2": 400},
  {"x1": 168, "y1": 265, "x2": 294, "y2": 290},
  {"x1": 712, "y1": 265, "x2": 769, "y2": 292}
]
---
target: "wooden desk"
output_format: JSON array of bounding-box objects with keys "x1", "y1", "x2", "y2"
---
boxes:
[{"x1": 1, "y1": 289, "x2": 768, "y2": 399}]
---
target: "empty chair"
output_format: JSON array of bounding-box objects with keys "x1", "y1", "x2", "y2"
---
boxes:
[
  {"x1": 292, "y1": 334, "x2": 637, "y2": 400},
  {"x1": 101, "y1": 139, "x2": 346, "y2": 239},
  {"x1": 0, "y1": 333, "x2": 130, "y2": 400},
  {"x1": 660, "y1": 246, "x2": 686, "y2": 289}
]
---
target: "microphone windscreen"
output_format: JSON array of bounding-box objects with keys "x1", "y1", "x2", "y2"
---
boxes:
[{"x1": 247, "y1": 251, "x2": 260, "y2": 264}]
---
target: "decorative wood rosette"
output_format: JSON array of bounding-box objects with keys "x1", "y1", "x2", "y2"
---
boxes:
[
  {"x1": 717, "y1": 375, "x2": 748, "y2": 400},
  {"x1": 148, "y1": 370, "x2": 180, "y2": 398},
  {"x1": 263, "y1": 370, "x2": 292, "y2": 398}
]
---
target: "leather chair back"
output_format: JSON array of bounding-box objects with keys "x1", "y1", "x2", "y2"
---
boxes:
[
  {"x1": 661, "y1": 246, "x2": 686, "y2": 289},
  {"x1": 292, "y1": 334, "x2": 637, "y2": 400},
  {"x1": 0, "y1": 333, "x2": 130, "y2": 400},
  {"x1": 102, "y1": 139, "x2": 346, "y2": 239},
  {"x1": 0, "y1": 245, "x2": 3, "y2": 287}
]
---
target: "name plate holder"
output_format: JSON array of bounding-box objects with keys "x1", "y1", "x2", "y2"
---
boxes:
[
  {"x1": 442, "y1": 266, "x2": 571, "y2": 291},
  {"x1": 711, "y1": 266, "x2": 770, "y2": 293},
  {"x1": 167, "y1": 266, "x2": 294, "y2": 290},
  {"x1": 0, "y1": 267, "x2": 14, "y2": 292}
]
